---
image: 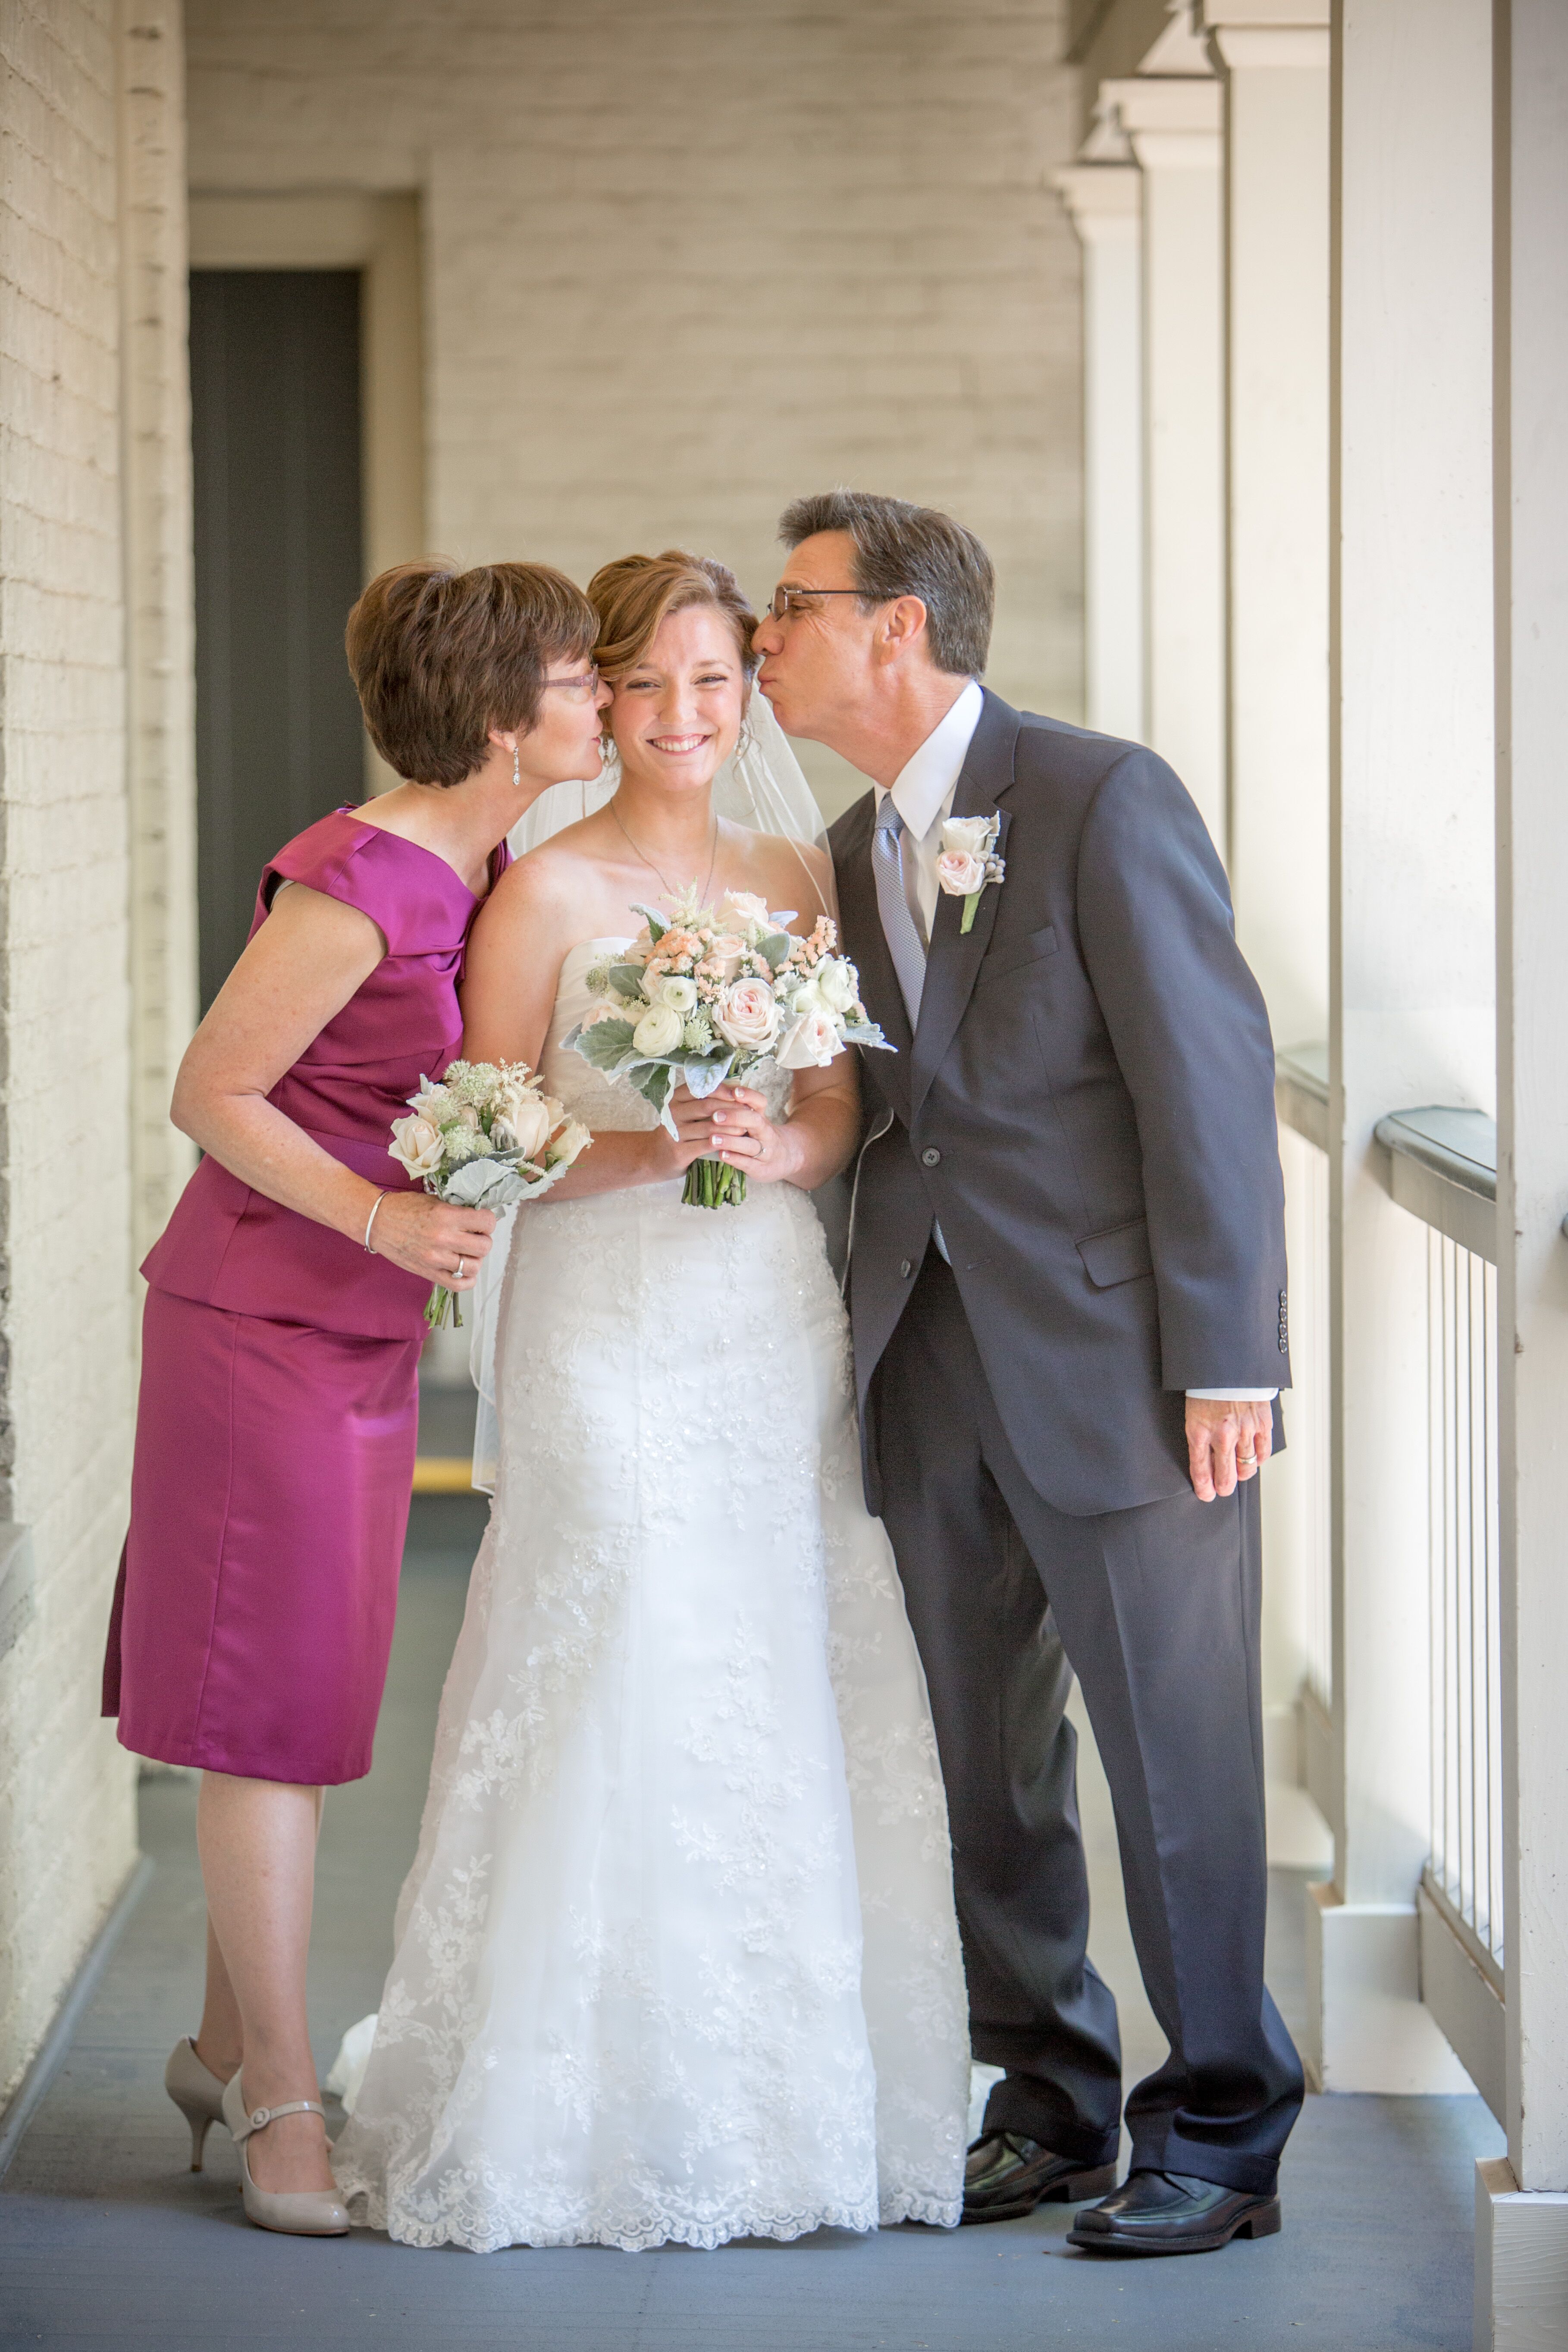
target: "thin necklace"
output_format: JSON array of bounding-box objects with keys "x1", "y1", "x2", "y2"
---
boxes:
[{"x1": 611, "y1": 800, "x2": 720, "y2": 909}]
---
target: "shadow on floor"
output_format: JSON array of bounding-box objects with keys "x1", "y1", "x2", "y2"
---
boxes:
[{"x1": 0, "y1": 1496, "x2": 1501, "y2": 2352}]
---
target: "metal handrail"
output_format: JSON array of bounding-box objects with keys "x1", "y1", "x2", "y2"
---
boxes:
[{"x1": 1375, "y1": 1106, "x2": 1496, "y2": 1264}]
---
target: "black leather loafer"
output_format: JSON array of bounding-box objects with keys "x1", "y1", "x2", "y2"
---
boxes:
[
  {"x1": 962, "y1": 2132, "x2": 1119, "y2": 2224},
  {"x1": 1067, "y1": 2167, "x2": 1282, "y2": 2255}
]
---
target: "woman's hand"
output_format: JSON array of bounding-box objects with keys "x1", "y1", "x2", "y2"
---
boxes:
[
  {"x1": 702, "y1": 1085, "x2": 804, "y2": 1186},
  {"x1": 368, "y1": 1191, "x2": 498, "y2": 1293}
]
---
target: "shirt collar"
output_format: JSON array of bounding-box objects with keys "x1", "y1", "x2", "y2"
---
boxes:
[{"x1": 877, "y1": 679, "x2": 985, "y2": 841}]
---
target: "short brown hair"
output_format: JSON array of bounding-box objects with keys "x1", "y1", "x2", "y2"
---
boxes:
[
  {"x1": 345, "y1": 558, "x2": 597, "y2": 786},
  {"x1": 778, "y1": 490, "x2": 994, "y2": 677},
  {"x1": 586, "y1": 550, "x2": 759, "y2": 682}
]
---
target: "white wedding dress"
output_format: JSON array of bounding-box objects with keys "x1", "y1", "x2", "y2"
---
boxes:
[{"x1": 331, "y1": 940, "x2": 970, "y2": 2253}]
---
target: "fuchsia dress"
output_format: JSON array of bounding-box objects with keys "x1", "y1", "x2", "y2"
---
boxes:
[{"x1": 103, "y1": 809, "x2": 506, "y2": 1786}]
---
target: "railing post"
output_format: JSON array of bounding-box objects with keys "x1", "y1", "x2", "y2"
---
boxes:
[
  {"x1": 1482, "y1": 0, "x2": 1568, "y2": 2339},
  {"x1": 1320, "y1": 0, "x2": 1495, "y2": 2094}
]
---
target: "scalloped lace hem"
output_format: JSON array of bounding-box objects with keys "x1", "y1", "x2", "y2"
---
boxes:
[{"x1": 335, "y1": 2174, "x2": 960, "y2": 2254}]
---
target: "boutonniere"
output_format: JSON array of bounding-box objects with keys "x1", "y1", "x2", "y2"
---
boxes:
[{"x1": 936, "y1": 814, "x2": 1006, "y2": 935}]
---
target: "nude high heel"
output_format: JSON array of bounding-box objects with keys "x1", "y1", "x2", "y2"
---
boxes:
[
  {"x1": 220, "y1": 2070, "x2": 350, "y2": 2235},
  {"x1": 164, "y1": 2037, "x2": 229, "y2": 2171}
]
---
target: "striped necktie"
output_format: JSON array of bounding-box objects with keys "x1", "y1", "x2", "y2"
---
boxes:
[{"x1": 872, "y1": 797, "x2": 927, "y2": 1028}]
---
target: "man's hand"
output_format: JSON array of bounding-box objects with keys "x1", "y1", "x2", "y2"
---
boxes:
[{"x1": 1185, "y1": 1397, "x2": 1274, "y2": 1502}]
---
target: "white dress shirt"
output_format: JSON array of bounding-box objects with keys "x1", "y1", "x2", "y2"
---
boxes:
[{"x1": 872, "y1": 682, "x2": 1275, "y2": 1407}]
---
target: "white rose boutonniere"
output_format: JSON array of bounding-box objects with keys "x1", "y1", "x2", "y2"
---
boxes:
[{"x1": 936, "y1": 812, "x2": 1006, "y2": 934}]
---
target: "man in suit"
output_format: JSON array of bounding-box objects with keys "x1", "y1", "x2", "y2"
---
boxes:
[{"x1": 753, "y1": 491, "x2": 1302, "y2": 2257}]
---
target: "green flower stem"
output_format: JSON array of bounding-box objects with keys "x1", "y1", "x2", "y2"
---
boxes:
[
  {"x1": 682, "y1": 1155, "x2": 747, "y2": 1210},
  {"x1": 960, "y1": 889, "x2": 982, "y2": 935},
  {"x1": 424, "y1": 1283, "x2": 464, "y2": 1330}
]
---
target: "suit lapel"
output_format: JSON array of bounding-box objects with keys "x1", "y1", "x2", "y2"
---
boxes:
[
  {"x1": 832, "y1": 793, "x2": 914, "y2": 1123},
  {"x1": 909, "y1": 692, "x2": 1021, "y2": 1120}
]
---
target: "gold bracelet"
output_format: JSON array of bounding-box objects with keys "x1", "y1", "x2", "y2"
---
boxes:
[{"x1": 363, "y1": 1190, "x2": 390, "y2": 1253}]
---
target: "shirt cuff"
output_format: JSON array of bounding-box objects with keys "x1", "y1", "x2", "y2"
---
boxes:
[{"x1": 1185, "y1": 1387, "x2": 1279, "y2": 1402}]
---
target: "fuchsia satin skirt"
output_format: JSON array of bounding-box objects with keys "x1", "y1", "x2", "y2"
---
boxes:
[{"x1": 103, "y1": 1288, "x2": 421, "y2": 1786}]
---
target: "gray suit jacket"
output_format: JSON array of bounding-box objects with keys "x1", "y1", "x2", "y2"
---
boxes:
[{"x1": 829, "y1": 689, "x2": 1289, "y2": 1520}]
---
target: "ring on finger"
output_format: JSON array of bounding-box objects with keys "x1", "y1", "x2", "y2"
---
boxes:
[
  {"x1": 455, "y1": 1256, "x2": 466, "y2": 1281},
  {"x1": 1236, "y1": 1450, "x2": 1256, "y2": 1467}
]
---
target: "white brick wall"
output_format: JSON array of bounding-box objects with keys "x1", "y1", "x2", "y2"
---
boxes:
[
  {"x1": 120, "y1": 1, "x2": 198, "y2": 1263},
  {"x1": 186, "y1": 0, "x2": 1085, "y2": 816},
  {"x1": 0, "y1": 0, "x2": 141, "y2": 2105}
]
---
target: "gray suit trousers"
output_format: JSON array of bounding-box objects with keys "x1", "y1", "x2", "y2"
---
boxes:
[{"x1": 871, "y1": 1250, "x2": 1304, "y2": 2193}]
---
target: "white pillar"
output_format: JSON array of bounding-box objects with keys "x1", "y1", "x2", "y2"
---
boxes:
[
  {"x1": 1106, "y1": 73, "x2": 1226, "y2": 850},
  {"x1": 1054, "y1": 166, "x2": 1146, "y2": 742},
  {"x1": 1205, "y1": 6, "x2": 1330, "y2": 1047},
  {"x1": 1480, "y1": 0, "x2": 1568, "y2": 2339},
  {"x1": 1317, "y1": 0, "x2": 1495, "y2": 2095}
]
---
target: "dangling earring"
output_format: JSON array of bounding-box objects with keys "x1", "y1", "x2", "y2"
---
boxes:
[
  {"x1": 511, "y1": 741, "x2": 521, "y2": 789},
  {"x1": 735, "y1": 716, "x2": 757, "y2": 759}
]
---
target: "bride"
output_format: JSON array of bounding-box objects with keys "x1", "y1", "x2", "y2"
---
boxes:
[{"x1": 330, "y1": 551, "x2": 969, "y2": 2254}]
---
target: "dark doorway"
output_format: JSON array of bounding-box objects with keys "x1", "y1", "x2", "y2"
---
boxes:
[{"x1": 189, "y1": 270, "x2": 365, "y2": 1010}]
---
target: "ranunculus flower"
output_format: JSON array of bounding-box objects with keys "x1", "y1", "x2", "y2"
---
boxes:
[
  {"x1": 937, "y1": 849, "x2": 987, "y2": 896},
  {"x1": 389, "y1": 1113, "x2": 444, "y2": 1179},
  {"x1": 714, "y1": 891, "x2": 771, "y2": 936},
  {"x1": 713, "y1": 976, "x2": 780, "y2": 1053},
  {"x1": 660, "y1": 975, "x2": 698, "y2": 1013},
  {"x1": 941, "y1": 815, "x2": 995, "y2": 859},
  {"x1": 775, "y1": 1007, "x2": 840, "y2": 1069},
  {"x1": 633, "y1": 1001, "x2": 686, "y2": 1055},
  {"x1": 813, "y1": 956, "x2": 859, "y2": 1014},
  {"x1": 492, "y1": 1091, "x2": 553, "y2": 1161}
]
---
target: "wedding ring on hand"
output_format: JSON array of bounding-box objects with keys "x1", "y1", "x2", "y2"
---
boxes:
[
  {"x1": 1237, "y1": 1450, "x2": 1257, "y2": 1467},
  {"x1": 455, "y1": 1257, "x2": 466, "y2": 1282}
]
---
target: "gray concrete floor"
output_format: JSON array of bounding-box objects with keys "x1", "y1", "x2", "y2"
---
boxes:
[{"x1": 0, "y1": 1496, "x2": 1502, "y2": 2352}]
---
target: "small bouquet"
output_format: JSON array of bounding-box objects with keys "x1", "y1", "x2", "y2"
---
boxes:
[
  {"x1": 388, "y1": 1059, "x2": 592, "y2": 1327},
  {"x1": 564, "y1": 887, "x2": 890, "y2": 1210}
]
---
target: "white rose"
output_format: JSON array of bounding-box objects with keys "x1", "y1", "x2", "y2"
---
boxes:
[
  {"x1": 582, "y1": 999, "x2": 635, "y2": 1029},
  {"x1": 941, "y1": 815, "x2": 994, "y2": 859},
  {"x1": 388, "y1": 1112, "x2": 444, "y2": 1179},
  {"x1": 660, "y1": 975, "x2": 698, "y2": 1013},
  {"x1": 714, "y1": 890, "x2": 772, "y2": 936},
  {"x1": 775, "y1": 1006, "x2": 841, "y2": 1070},
  {"x1": 700, "y1": 933, "x2": 747, "y2": 981},
  {"x1": 492, "y1": 1091, "x2": 553, "y2": 1161},
  {"x1": 713, "y1": 976, "x2": 780, "y2": 1053},
  {"x1": 546, "y1": 1116, "x2": 593, "y2": 1167},
  {"x1": 789, "y1": 978, "x2": 830, "y2": 1018},
  {"x1": 936, "y1": 848, "x2": 987, "y2": 897},
  {"x1": 633, "y1": 1001, "x2": 686, "y2": 1055},
  {"x1": 814, "y1": 956, "x2": 859, "y2": 1015}
]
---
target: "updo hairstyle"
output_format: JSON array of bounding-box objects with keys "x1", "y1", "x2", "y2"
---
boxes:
[
  {"x1": 586, "y1": 551, "x2": 760, "y2": 684},
  {"x1": 345, "y1": 558, "x2": 597, "y2": 786}
]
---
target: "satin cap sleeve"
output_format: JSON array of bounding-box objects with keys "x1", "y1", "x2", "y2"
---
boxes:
[{"x1": 255, "y1": 812, "x2": 473, "y2": 958}]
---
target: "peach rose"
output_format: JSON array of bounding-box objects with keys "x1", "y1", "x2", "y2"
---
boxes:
[
  {"x1": 775, "y1": 1006, "x2": 841, "y2": 1070},
  {"x1": 713, "y1": 976, "x2": 780, "y2": 1053},
  {"x1": 936, "y1": 849, "x2": 987, "y2": 897}
]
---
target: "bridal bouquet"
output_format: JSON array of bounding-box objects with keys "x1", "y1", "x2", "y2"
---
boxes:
[
  {"x1": 565, "y1": 887, "x2": 890, "y2": 1209},
  {"x1": 388, "y1": 1059, "x2": 592, "y2": 1327}
]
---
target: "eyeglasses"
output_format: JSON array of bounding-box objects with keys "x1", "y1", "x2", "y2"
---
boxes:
[
  {"x1": 766, "y1": 586, "x2": 869, "y2": 622},
  {"x1": 542, "y1": 665, "x2": 601, "y2": 703}
]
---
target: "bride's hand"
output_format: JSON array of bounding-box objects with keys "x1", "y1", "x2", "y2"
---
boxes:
[
  {"x1": 664, "y1": 1083, "x2": 742, "y2": 1173},
  {"x1": 705, "y1": 1085, "x2": 801, "y2": 1185}
]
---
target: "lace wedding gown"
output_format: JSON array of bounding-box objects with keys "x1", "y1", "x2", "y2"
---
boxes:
[{"x1": 332, "y1": 940, "x2": 969, "y2": 2253}]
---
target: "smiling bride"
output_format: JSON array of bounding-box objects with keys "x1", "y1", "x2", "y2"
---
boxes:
[{"x1": 329, "y1": 551, "x2": 969, "y2": 2254}]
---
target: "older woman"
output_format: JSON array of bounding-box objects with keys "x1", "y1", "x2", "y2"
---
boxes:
[{"x1": 103, "y1": 558, "x2": 608, "y2": 2235}]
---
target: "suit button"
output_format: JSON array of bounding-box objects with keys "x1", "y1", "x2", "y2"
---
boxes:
[
  {"x1": 922, "y1": 1146, "x2": 942, "y2": 1167},
  {"x1": 899, "y1": 1258, "x2": 913, "y2": 1279}
]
